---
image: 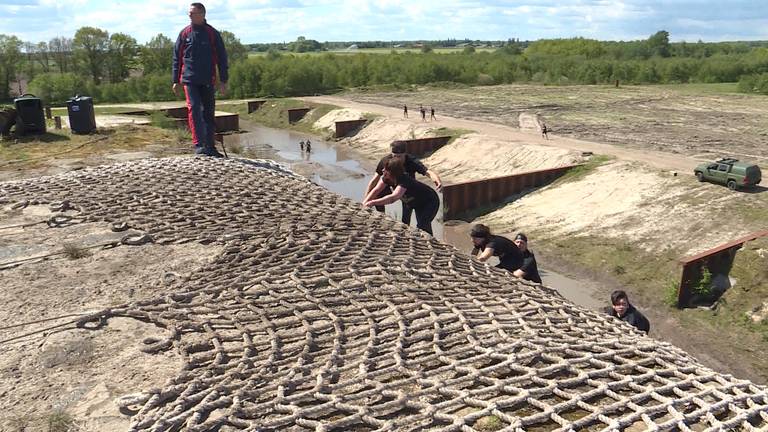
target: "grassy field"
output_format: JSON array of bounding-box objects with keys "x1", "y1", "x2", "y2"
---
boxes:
[{"x1": 248, "y1": 47, "x2": 496, "y2": 57}]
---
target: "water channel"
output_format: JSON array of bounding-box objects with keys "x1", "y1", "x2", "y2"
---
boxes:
[{"x1": 225, "y1": 122, "x2": 604, "y2": 310}]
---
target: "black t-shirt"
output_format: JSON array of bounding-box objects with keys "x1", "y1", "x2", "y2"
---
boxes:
[
  {"x1": 376, "y1": 154, "x2": 428, "y2": 178},
  {"x1": 519, "y1": 250, "x2": 542, "y2": 283},
  {"x1": 392, "y1": 174, "x2": 438, "y2": 209},
  {"x1": 473, "y1": 235, "x2": 523, "y2": 271},
  {"x1": 607, "y1": 305, "x2": 650, "y2": 334}
]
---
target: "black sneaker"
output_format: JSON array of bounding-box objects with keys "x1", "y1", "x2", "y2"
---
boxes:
[{"x1": 205, "y1": 146, "x2": 225, "y2": 158}]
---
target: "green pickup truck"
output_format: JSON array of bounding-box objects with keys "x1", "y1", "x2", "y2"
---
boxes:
[{"x1": 694, "y1": 158, "x2": 762, "y2": 191}]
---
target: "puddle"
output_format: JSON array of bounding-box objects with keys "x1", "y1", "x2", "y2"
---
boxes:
[{"x1": 226, "y1": 122, "x2": 602, "y2": 311}]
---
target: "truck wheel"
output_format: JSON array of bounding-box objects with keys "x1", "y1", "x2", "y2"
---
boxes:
[
  {"x1": 695, "y1": 172, "x2": 703, "y2": 182},
  {"x1": 727, "y1": 180, "x2": 737, "y2": 191}
]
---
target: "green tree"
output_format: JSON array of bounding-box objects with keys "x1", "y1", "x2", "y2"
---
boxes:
[
  {"x1": 73, "y1": 26, "x2": 109, "y2": 84},
  {"x1": 140, "y1": 33, "x2": 173, "y2": 75},
  {"x1": 288, "y1": 36, "x2": 322, "y2": 53},
  {"x1": 0, "y1": 35, "x2": 23, "y2": 100},
  {"x1": 647, "y1": 30, "x2": 671, "y2": 58},
  {"x1": 49, "y1": 37, "x2": 73, "y2": 74},
  {"x1": 220, "y1": 31, "x2": 247, "y2": 63},
  {"x1": 106, "y1": 33, "x2": 137, "y2": 83}
]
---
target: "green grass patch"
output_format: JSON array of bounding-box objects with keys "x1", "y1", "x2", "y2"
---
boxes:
[
  {"x1": 549, "y1": 154, "x2": 614, "y2": 185},
  {"x1": 429, "y1": 126, "x2": 474, "y2": 144}
]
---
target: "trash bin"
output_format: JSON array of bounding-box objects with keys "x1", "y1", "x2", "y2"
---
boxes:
[
  {"x1": 13, "y1": 94, "x2": 46, "y2": 135},
  {"x1": 67, "y1": 95, "x2": 96, "y2": 134}
]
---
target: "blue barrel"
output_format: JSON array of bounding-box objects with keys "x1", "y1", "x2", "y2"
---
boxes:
[{"x1": 67, "y1": 95, "x2": 96, "y2": 134}]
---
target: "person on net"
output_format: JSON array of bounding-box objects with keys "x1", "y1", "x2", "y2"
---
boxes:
[
  {"x1": 512, "y1": 233, "x2": 542, "y2": 283},
  {"x1": 469, "y1": 224, "x2": 524, "y2": 273},
  {"x1": 363, "y1": 155, "x2": 440, "y2": 235},
  {"x1": 364, "y1": 140, "x2": 442, "y2": 222}
]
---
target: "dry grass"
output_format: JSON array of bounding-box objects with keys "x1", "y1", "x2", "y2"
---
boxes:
[{"x1": 61, "y1": 243, "x2": 92, "y2": 260}]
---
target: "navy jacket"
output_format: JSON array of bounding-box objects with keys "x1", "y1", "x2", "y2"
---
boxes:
[{"x1": 172, "y1": 21, "x2": 228, "y2": 85}]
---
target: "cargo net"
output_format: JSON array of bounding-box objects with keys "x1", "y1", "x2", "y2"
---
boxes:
[{"x1": 2, "y1": 157, "x2": 767, "y2": 432}]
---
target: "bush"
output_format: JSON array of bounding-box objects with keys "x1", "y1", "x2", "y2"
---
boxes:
[{"x1": 28, "y1": 73, "x2": 82, "y2": 104}]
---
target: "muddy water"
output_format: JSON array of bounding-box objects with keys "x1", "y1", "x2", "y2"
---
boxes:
[{"x1": 225, "y1": 123, "x2": 603, "y2": 311}]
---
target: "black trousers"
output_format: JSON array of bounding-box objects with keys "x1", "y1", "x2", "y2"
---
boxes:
[{"x1": 413, "y1": 198, "x2": 439, "y2": 235}]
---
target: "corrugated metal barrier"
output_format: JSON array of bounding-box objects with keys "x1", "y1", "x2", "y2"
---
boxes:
[
  {"x1": 677, "y1": 229, "x2": 768, "y2": 307},
  {"x1": 400, "y1": 136, "x2": 452, "y2": 156},
  {"x1": 288, "y1": 108, "x2": 311, "y2": 124},
  {"x1": 247, "y1": 100, "x2": 266, "y2": 114},
  {"x1": 335, "y1": 119, "x2": 368, "y2": 138},
  {"x1": 442, "y1": 165, "x2": 580, "y2": 220}
]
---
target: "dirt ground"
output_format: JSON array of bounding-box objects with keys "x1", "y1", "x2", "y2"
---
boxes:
[
  {"x1": 337, "y1": 84, "x2": 768, "y2": 164},
  {"x1": 0, "y1": 208, "x2": 221, "y2": 431}
]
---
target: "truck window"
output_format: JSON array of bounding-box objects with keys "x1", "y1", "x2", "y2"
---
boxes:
[{"x1": 717, "y1": 165, "x2": 729, "y2": 172}]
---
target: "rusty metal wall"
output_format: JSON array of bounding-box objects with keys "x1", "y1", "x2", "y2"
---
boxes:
[
  {"x1": 247, "y1": 100, "x2": 266, "y2": 114},
  {"x1": 442, "y1": 165, "x2": 579, "y2": 220},
  {"x1": 165, "y1": 107, "x2": 188, "y2": 119},
  {"x1": 401, "y1": 136, "x2": 451, "y2": 156},
  {"x1": 677, "y1": 229, "x2": 768, "y2": 307},
  {"x1": 172, "y1": 114, "x2": 239, "y2": 133},
  {"x1": 214, "y1": 114, "x2": 239, "y2": 132},
  {"x1": 288, "y1": 108, "x2": 311, "y2": 124},
  {"x1": 335, "y1": 119, "x2": 368, "y2": 138}
]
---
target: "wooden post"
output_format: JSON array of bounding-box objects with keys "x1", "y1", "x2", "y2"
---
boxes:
[
  {"x1": 54, "y1": 116, "x2": 62, "y2": 129},
  {"x1": 45, "y1": 106, "x2": 52, "y2": 119}
]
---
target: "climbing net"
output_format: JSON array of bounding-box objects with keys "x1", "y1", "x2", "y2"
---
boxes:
[{"x1": 1, "y1": 157, "x2": 767, "y2": 431}]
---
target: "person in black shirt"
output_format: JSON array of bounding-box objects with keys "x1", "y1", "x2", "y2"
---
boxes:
[
  {"x1": 469, "y1": 224, "x2": 524, "y2": 272},
  {"x1": 364, "y1": 141, "x2": 442, "y2": 220},
  {"x1": 363, "y1": 155, "x2": 440, "y2": 235},
  {"x1": 606, "y1": 290, "x2": 650, "y2": 334},
  {"x1": 512, "y1": 233, "x2": 542, "y2": 283}
]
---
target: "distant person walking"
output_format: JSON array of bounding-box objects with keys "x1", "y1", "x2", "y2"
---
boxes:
[
  {"x1": 512, "y1": 233, "x2": 542, "y2": 283},
  {"x1": 430, "y1": 107, "x2": 436, "y2": 121},
  {"x1": 305, "y1": 139, "x2": 311, "y2": 152},
  {"x1": 364, "y1": 155, "x2": 440, "y2": 235},
  {"x1": 541, "y1": 123, "x2": 549, "y2": 140},
  {"x1": 605, "y1": 290, "x2": 650, "y2": 334},
  {"x1": 300, "y1": 140, "x2": 305, "y2": 151},
  {"x1": 403, "y1": 104, "x2": 408, "y2": 118},
  {"x1": 469, "y1": 224, "x2": 524, "y2": 273},
  {"x1": 420, "y1": 105, "x2": 426, "y2": 122},
  {"x1": 172, "y1": 2, "x2": 229, "y2": 157}
]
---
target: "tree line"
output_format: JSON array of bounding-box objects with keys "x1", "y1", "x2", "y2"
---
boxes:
[{"x1": 3, "y1": 29, "x2": 768, "y2": 105}]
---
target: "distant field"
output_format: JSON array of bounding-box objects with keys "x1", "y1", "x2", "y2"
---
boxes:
[{"x1": 248, "y1": 47, "x2": 496, "y2": 57}]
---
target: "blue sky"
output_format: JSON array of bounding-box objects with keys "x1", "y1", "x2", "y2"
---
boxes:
[{"x1": 1, "y1": 0, "x2": 768, "y2": 44}]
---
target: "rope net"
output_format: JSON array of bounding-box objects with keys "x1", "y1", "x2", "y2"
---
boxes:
[{"x1": 1, "y1": 157, "x2": 766, "y2": 431}]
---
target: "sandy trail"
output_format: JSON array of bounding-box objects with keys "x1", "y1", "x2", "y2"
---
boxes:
[{"x1": 301, "y1": 95, "x2": 702, "y2": 173}]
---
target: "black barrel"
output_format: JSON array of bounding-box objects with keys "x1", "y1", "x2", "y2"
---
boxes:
[
  {"x1": 67, "y1": 95, "x2": 96, "y2": 134},
  {"x1": 13, "y1": 94, "x2": 46, "y2": 135}
]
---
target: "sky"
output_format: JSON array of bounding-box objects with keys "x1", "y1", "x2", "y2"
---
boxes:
[{"x1": 1, "y1": 0, "x2": 768, "y2": 45}]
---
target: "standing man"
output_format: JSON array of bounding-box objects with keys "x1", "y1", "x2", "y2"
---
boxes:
[
  {"x1": 172, "y1": 3, "x2": 229, "y2": 158},
  {"x1": 541, "y1": 123, "x2": 549, "y2": 140},
  {"x1": 469, "y1": 224, "x2": 524, "y2": 273},
  {"x1": 512, "y1": 233, "x2": 542, "y2": 283},
  {"x1": 403, "y1": 104, "x2": 408, "y2": 118},
  {"x1": 430, "y1": 107, "x2": 436, "y2": 121}
]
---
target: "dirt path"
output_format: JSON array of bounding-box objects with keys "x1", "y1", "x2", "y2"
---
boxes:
[{"x1": 302, "y1": 95, "x2": 703, "y2": 173}]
